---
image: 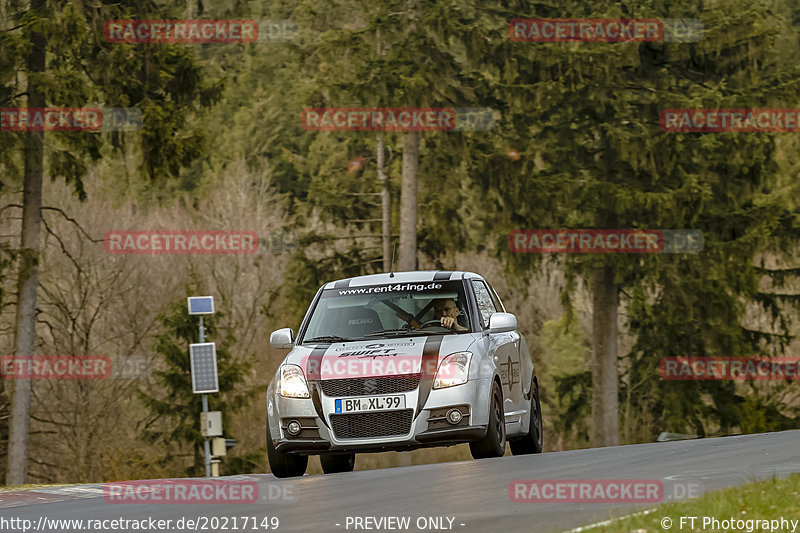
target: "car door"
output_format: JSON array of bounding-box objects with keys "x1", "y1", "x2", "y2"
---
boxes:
[
  {"x1": 487, "y1": 281, "x2": 535, "y2": 406},
  {"x1": 470, "y1": 279, "x2": 522, "y2": 410}
]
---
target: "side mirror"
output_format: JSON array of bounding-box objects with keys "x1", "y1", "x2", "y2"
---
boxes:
[
  {"x1": 269, "y1": 328, "x2": 295, "y2": 349},
  {"x1": 487, "y1": 312, "x2": 517, "y2": 334}
]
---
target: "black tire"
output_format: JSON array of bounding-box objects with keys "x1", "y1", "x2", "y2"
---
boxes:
[
  {"x1": 470, "y1": 381, "x2": 506, "y2": 459},
  {"x1": 510, "y1": 378, "x2": 543, "y2": 455},
  {"x1": 319, "y1": 453, "x2": 356, "y2": 474},
  {"x1": 266, "y1": 418, "x2": 308, "y2": 478}
]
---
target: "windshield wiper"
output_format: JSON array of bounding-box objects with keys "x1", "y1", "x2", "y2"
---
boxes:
[
  {"x1": 363, "y1": 329, "x2": 415, "y2": 337},
  {"x1": 363, "y1": 328, "x2": 462, "y2": 338},
  {"x1": 304, "y1": 335, "x2": 354, "y2": 343}
]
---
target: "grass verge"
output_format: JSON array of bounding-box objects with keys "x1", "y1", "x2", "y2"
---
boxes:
[{"x1": 576, "y1": 473, "x2": 800, "y2": 532}]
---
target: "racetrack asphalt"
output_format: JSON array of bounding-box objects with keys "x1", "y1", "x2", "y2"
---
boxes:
[{"x1": 2, "y1": 430, "x2": 799, "y2": 533}]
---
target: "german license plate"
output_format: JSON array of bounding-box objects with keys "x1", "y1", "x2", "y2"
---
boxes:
[{"x1": 334, "y1": 395, "x2": 405, "y2": 414}]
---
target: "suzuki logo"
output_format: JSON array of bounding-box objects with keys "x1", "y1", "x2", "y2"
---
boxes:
[{"x1": 363, "y1": 379, "x2": 378, "y2": 394}]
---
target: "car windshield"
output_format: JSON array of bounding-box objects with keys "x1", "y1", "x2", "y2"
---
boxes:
[{"x1": 301, "y1": 280, "x2": 472, "y2": 342}]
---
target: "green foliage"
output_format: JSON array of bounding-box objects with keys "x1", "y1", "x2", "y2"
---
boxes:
[
  {"x1": 539, "y1": 315, "x2": 592, "y2": 448},
  {"x1": 472, "y1": 0, "x2": 800, "y2": 440},
  {"x1": 0, "y1": 0, "x2": 224, "y2": 198},
  {"x1": 244, "y1": 0, "x2": 800, "y2": 443},
  {"x1": 554, "y1": 371, "x2": 592, "y2": 447},
  {"x1": 256, "y1": 0, "x2": 514, "y2": 270},
  {"x1": 540, "y1": 316, "x2": 587, "y2": 376},
  {"x1": 738, "y1": 392, "x2": 798, "y2": 433}
]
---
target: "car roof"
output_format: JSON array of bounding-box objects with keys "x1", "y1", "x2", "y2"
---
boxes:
[{"x1": 321, "y1": 270, "x2": 485, "y2": 290}]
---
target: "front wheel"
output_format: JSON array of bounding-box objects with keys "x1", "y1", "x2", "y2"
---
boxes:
[
  {"x1": 266, "y1": 417, "x2": 308, "y2": 478},
  {"x1": 320, "y1": 453, "x2": 355, "y2": 474},
  {"x1": 510, "y1": 378, "x2": 543, "y2": 455},
  {"x1": 470, "y1": 381, "x2": 506, "y2": 459}
]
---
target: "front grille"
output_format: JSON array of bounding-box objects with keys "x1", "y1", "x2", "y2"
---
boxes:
[
  {"x1": 330, "y1": 409, "x2": 413, "y2": 439},
  {"x1": 320, "y1": 373, "x2": 421, "y2": 397}
]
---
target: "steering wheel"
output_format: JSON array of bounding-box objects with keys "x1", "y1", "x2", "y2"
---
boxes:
[{"x1": 418, "y1": 320, "x2": 452, "y2": 330}]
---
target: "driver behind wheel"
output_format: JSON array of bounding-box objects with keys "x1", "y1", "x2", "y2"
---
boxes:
[{"x1": 432, "y1": 298, "x2": 468, "y2": 332}]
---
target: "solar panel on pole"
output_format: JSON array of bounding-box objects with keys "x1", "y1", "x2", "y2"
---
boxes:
[
  {"x1": 190, "y1": 342, "x2": 219, "y2": 394},
  {"x1": 187, "y1": 296, "x2": 215, "y2": 315}
]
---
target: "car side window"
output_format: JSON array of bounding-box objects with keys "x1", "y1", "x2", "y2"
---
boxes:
[{"x1": 471, "y1": 280, "x2": 497, "y2": 328}]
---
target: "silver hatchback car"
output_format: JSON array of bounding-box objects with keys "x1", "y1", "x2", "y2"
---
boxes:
[{"x1": 266, "y1": 270, "x2": 543, "y2": 477}]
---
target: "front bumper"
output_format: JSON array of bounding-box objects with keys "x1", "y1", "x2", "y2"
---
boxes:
[{"x1": 268, "y1": 377, "x2": 492, "y2": 454}]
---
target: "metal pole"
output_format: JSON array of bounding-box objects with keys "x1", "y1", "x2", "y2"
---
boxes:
[
  {"x1": 202, "y1": 395, "x2": 211, "y2": 477},
  {"x1": 378, "y1": 133, "x2": 391, "y2": 273},
  {"x1": 200, "y1": 317, "x2": 211, "y2": 477}
]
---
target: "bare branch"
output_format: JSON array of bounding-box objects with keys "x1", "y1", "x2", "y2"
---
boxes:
[{"x1": 42, "y1": 206, "x2": 101, "y2": 243}]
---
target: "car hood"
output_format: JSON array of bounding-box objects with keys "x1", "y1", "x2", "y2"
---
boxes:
[{"x1": 284, "y1": 334, "x2": 479, "y2": 380}]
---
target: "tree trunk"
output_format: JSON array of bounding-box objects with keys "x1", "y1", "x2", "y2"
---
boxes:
[
  {"x1": 6, "y1": 0, "x2": 46, "y2": 486},
  {"x1": 377, "y1": 134, "x2": 391, "y2": 272},
  {"x1": 398, "y1": 132, "x2": 419, "y2": 271},
  {"x1": 590, "y1": 264, "x2": 620, "y2": 447}
]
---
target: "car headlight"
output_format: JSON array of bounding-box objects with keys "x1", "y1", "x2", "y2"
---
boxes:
[
  {"x1": 433, "y1": 352, "x2": 472, "y2": 389},
  {"x1": 279, "y1": 364, "x2": 310, "y2": 398}
]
